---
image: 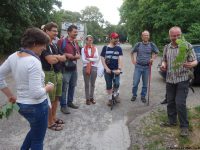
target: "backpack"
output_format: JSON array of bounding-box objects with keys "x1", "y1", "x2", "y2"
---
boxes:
[{"x1": 136, "y1": 42, "x2": 156, "y2": 53}]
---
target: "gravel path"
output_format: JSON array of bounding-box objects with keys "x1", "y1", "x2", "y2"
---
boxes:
[{"x1": 0, "y1": 44, "x2": 199, "y2": 150}]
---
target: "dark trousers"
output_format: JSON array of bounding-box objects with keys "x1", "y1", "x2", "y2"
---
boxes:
[{"x1": 166, "y1": 80, "x2": 189, "y2": 128}]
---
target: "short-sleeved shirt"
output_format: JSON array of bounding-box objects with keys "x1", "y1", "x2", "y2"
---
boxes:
[
  {"x1": 100, "y1": 45, "x2": 123, "y2": 70},
  {"x1": 163, "y1": 43, "x2": 197, "y2": 84},
  {"x1": 58, "y1": 38, "x2": 80, "y2": 57},
  {"x1": 131, "y1": 42, "x2": 159, "y2": 65},
  {"x1": 40, "y1": 43, "x2": 63, "y2": 73}
]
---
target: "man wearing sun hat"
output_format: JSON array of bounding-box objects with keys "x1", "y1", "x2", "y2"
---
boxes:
[{"x1": 100, "y1": 32, "x2": 123, "y2": 106}]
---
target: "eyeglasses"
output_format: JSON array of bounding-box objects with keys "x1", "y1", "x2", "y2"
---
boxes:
[{"x1": 50, "y1": 30, "x2": 58, "y2": 33}]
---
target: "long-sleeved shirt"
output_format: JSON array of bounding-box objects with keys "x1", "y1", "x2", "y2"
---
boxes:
[
  {"x1": 81, "y1": 46, "x2": 99, "y2": 67},
  {"x1": 0, "y1": 52, "x2": 47, "y2": 104}
]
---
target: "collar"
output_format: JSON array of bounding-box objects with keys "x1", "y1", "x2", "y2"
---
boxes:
[{"x1": 169, "y1": 42, "x2": 178, "y2": 49}]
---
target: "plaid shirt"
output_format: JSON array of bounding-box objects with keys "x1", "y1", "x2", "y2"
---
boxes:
[{"x1": 163, "y1": 43, "x2": 196, "y2": 84}]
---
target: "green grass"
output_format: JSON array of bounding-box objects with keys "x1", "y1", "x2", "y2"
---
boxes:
[
  {"x1": 132, "y1": 144, "x2": 140, "y2": 150},
  {"x1": 144, "y1": 140, "x2": 165, "y2": 150},
  {"x1": 136, "y1": 106, "x2": 200, "y2": 149}
]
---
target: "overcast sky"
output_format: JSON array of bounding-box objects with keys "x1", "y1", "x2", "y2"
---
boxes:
[{"x1": 60, "y1": 0, "x2": 123, "y2": 25}]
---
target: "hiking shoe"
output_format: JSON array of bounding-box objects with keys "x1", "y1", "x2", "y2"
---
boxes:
[
  {"x1": 131, "y1": 96, "x2": 137, "y2": 101},
  {"x1": 90, "y1": 98, "x2": 96, "y2": 104},
  {"x1": 141, "y1": 97, "x2": 146, "y2": 103},
  {"x1": 180, "y1": 128, "x2": 189, "y2": 137},
  {"x1": 86, "y1": 99, "x2": 91, "y2": 105},
  {"x1": 68, "y1": 102, "x2": 79, "y2": 109},
  {"x1": 61, "y1": 106, "x2": 70, "y2": 114},
  {"x1": 160, "y1": 121, "x2": 177, "y2": 127}
]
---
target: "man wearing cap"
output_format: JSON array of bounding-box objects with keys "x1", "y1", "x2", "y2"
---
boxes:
[
  {"x1": 101, "y1": 32, "x2": 123, "y2": 106},
  {"x1": 130, "y1": 30, "x2": 159, "y2": 103}
]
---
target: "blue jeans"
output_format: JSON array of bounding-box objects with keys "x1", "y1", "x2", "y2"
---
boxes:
[
  {"x1": 104, "y1": 72, "x2": 120, "y2": 90},
  {"x1": 132, "y1": 64, "x2": 149, "y2": 97},
  {"x1": 17, "y1": 100, "x2": 48, "y2": 150},
  {"x1": 60, "y1": 70, "x2": 77, "y2": 107},
  {"x1": 166, "y1": 80, "x2": 189, "y2": 128}
]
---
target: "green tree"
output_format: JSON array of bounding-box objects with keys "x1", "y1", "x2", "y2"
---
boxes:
[
  {"x1": 0, "y1": 0, "x2": 61, "y2": 54},
  {"x1": 81, "y1": 6, "x2": 105, "y2": 43},
  {"x1": 120, "y1": 0, "x2": 200, "y2": 46},
  {"x1": 50, "y1": 9, "x2": 81, "y2": 35}
]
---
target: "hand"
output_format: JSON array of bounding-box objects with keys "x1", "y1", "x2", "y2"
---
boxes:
[
  {"x1": 86, "y1": 58, "x2": 90, "y2": 61},
  {"x1": 113, "y1": 69, "x2": 121, "y2": 75},
  {"x1": 105, "y1": 68, "x2": 111, "y2": 74},
  {"x1": 74, "y1": 53, "x2": 80, "y2": 59},
  {"x1": 149, "y1": 59, "x2": 153, "y2": 65},
  {"x1": 45, "y1": 83, "x2": 54, "y2": 92},
  {"x1": 8, "y1": 96, "x2": 16, "y2": 103},
  {"x1": 132, "y1": 60, "x2": 136, "y2": 64},
  {"x1": 160, "y1": 62, "x2": 167, "y2": 71},
  {"x1": 183, "y1": 62, "x2": 194, "y2": 68}
]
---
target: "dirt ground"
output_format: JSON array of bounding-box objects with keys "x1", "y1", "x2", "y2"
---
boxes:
[{"x1": 0, "y1": 44, "x2": 199, "y2": 150}]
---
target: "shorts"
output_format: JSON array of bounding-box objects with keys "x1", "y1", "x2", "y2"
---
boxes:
[{"x1": 45, "y1": 71, "x2": 63, "y2": 101}]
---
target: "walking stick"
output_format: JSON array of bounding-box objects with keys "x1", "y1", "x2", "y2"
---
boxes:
[{"x1": 147, "y1": 62, "x2": 152, "y2": 106}]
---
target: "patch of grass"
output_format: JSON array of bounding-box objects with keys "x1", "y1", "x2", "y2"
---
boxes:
[
  {"x1": 194, "y1": 105, "x2": 200, "y2": 113},
  {"x1": 132, "y1": 144, "x2": 140, "y2": 150},
  {"x1": 178, "y1": 136, "x2": 191, "y2": 146},
  {"x1": 138, "y1": 106, "x2": 200, "y2": 149},
  {"x1": 144, "y1": 140, "x2": 165, "y2": 150}
]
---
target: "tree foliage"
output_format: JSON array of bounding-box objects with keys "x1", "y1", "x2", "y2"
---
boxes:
[
  {"x1": 120, "y1": 0, "x2": 200, "y2": 46},
  {"x1": 80, "y1": 6, "x2": 105, "y2": 43},
  {"x1": 0, "y1": 0, "x2": 61, "y2": 54}
]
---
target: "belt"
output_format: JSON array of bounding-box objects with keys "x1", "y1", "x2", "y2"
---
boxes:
[{"x1": 137, "y1": 63, "x2": 149, "y2": 66}]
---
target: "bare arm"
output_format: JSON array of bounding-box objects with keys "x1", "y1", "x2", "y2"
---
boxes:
[
  {"x1": 55, "y1": 54, "x2": 66, "y2": 62},
  {"x1": 45, "y1": 55, "x2": 59, "y2": 64},
  {"x1": 1, "y1": 87, "x2": 16, "y2": 103},
  {"x1": 101, "y1": 56, "x2": 111, "y2": 74},
  {"x1": 131, "y1": 52, "x2": 137, "y2": 64}
]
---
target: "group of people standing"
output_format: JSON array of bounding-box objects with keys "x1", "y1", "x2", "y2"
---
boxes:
[{"x1": 0, "y1": 23, "x2": 198, "y2": 149}]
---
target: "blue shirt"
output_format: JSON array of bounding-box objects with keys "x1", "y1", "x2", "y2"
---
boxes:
[
  {"x1": 131, "y1": 42, "x2": 159, "y2": 65},
  {"x1": 101, "y1": 46, "x2": 123, "y2": 70}
]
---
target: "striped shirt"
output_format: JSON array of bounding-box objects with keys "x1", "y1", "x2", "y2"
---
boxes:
[
  {"x1": 100, "y1": 45, "x2": 123, "y2": 70},
  {"x1": 131, "y1": 42, "x2": 159, "y2": 66},
  {"x1": 163, "y1": 43, "x2": 197, "y2": 84}
]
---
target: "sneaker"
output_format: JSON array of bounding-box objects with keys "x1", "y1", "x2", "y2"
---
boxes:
[
  {"x1": 141, "y1": 97, "x2": 146, "y2": 103},
  {"x1": 180, "y1": 128, "x2": 189, "y2": 137},
  {"x1": 160, "y1": 98, "x2": 167, "y2": 104},
  {"x1": 90, "y1": 98, "x2": 96, "y2": 104},
  {"x1": 131, "y1": 96, "x2": 137, "y2": 101},
  {"x1": 160, "y1": 121, "x2": 177, "y2": 127},
  {"x1": 61, "y1": 106, "x2": 71, "y2": 114},
  {"x1": 68, "y1": 102, "x2": 79, "y2": 109},
  {"x1": 113, "y1": 92, "x2": 119, "y2": 98}
]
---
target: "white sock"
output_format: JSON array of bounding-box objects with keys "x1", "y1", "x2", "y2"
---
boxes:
[{"x1": 107, "y1": 94, "x2": 112, "y2": 100}]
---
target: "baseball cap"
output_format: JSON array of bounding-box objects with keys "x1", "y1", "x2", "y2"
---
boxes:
[{"x1": 110, "y1": 32, "x2": 119, "y2": 39}]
